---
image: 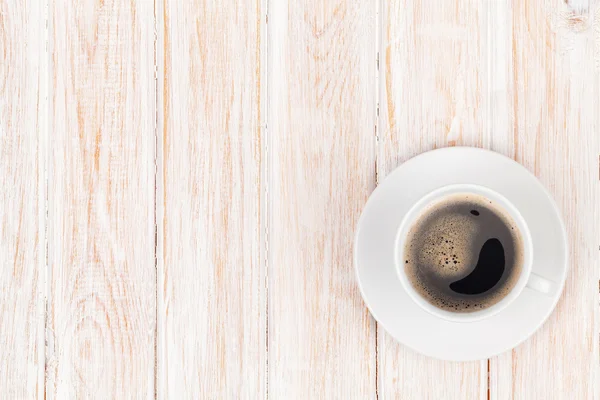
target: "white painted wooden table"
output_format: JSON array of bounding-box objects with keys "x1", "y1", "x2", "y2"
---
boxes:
[{"x1": 0, "y1": 0, "x2": 598, "y2": 398}]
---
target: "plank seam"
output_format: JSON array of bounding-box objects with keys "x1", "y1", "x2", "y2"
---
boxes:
[
  {"x1": 154, "y1": 0, "x2": 166, "y2": 397},
  {"x1": 153, "y1": 0, "x2": 160, "y2": 398},
  {"x1": 374, "y1": 0, "x2": 383, "y2": 398},
  {"x1": 44, "y1": 0, "x2": 55, "y2": 397},
  {"x1": 42, "y1": 1, "x2": 51, "y2": 399},
  {"x1": 261, "y1": 0, "x2": 270, "y2": 398}
]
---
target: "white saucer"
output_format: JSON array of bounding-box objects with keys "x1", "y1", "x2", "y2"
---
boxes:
[{"x1": 354, "y1": 147, "x2": 568, "y2": 361}]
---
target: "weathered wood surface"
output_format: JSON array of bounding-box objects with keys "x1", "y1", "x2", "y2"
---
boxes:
[
  {"x1": 46, "y1": 1, "x2": 156, "y2": 398},
  {"x1": 0, "y1": 0, "x2": 597, "y2": 398}
]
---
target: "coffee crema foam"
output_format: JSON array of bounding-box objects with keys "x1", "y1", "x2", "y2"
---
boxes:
[{"x1": 403, "y1": 193, "x2": 524, "y2": 313}]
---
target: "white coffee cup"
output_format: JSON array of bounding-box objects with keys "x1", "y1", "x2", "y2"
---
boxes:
[{"x1": 394, "y1": 184, "x2": 555, "y2": 323}]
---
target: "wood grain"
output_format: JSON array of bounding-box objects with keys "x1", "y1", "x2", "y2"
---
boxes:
[
  {"x1": 46, "y1": 1, "x2": 156, "y2": 398},
  {"x1": 156, "y1": 0, "x2": 265, "y2": 398},
  {"x1": 267, "y1": 0, "x2": 377, "y2": 397},
  {"x1": 379, "y1": 0, "x2": 488, "y2": 397},
  {"x1": 0, "y1": 2, "x2": 47, "y2": 398},
  {"x1": 489, "y1": 1, "x2": 600, "y2": 399},
  {"x1": 383, "y1": 0, "x2": 600, "y2": 398},
  {"x1": 0, "y1": 0, "x2": 596, "y2": 397}
]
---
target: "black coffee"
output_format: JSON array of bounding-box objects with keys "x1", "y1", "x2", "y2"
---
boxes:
[{"x1": 403, "y1": 193, "x2": 523, "y2": 313}]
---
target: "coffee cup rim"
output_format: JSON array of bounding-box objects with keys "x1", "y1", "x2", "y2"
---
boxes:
[{"x1": 394, "y1": 183, "x2": 534, "y2": 323}]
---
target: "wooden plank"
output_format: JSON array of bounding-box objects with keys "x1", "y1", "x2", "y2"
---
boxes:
[
  {"x1": 156, "y1": 0, "x2": 265, "y2": 398},
  {"x1": 0, "y1": 2, "x2": 47, "y2": 398},
  {"x1": 267, "y1": 0, "x2": 377, "y2": 397},
  {"x1": 46, "y1": 1, "x2": 156, "y2": 398},
  {"x1": 489, "y1": 2, "x2": 600, "y2": 399},
  {"x1": 379, "y1": 0, "x2": 489, "y2": 398}
]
